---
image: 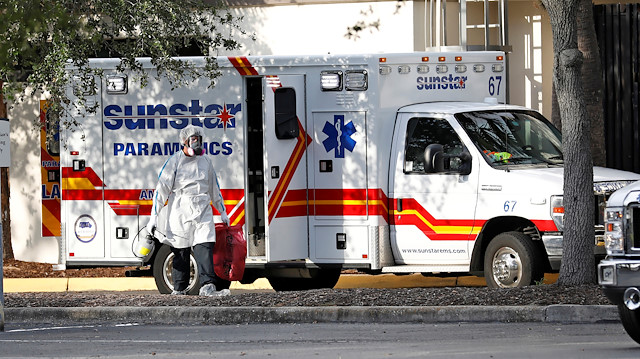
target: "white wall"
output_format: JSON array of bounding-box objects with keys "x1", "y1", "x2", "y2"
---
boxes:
[
  {"x1": 8, "y1": 94, "x2": 60, "y2": 263},
  {"x1": 227, "y1": 1, "x2": 416, "y2": 56}
]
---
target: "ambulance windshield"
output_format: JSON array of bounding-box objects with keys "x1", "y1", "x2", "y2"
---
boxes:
[{"x1": 456, "y1": 110, "x2": 563, "y2": 168}]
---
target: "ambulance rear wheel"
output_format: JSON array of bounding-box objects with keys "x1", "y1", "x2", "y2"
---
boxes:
[
  {"x1": 268, "y1": 269, "x2": 341, "y2": 291},
  {"x1": 152, "y1": 244, "x2": 201, "y2": 295},
  {"x1": 484, "y1": 232, "x2": 542, "y2": 288}
]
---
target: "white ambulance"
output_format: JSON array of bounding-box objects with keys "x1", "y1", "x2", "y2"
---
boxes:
[{"x1": 40, "y1": 52, "x2": 640, "y2": 293}]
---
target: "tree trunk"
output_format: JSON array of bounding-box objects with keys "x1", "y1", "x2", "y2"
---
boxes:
[
  {"x1": 541, "y1": 0, "x2": 595, "y2": 285},
  {"x1": 578, "y1": 0, "x2": 606, "y2": 167},
  {"x1": 0, "y1": 81, "x2": 13, "y2": 260}
]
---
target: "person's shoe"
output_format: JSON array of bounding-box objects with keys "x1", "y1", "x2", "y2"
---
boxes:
[
  {"x1": 199, "y1": 283, "x2": 216, "y2": 296},
  {"x1": 215, "y1": 289, "x2": 231, "y2": 297},
  {"x1": 171, "y1": 288, "x2": 188, "y2": 295}
]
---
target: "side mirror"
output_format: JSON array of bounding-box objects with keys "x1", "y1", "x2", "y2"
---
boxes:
[
  {"x1": 424, "y1": 144, "x2": 444, "y2": 173},
  {"x1": 424, "y1": 144, "x2": 472, "y2": 175}
]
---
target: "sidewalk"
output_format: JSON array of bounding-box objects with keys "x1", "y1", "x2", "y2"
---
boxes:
[{"x1": 2, "y1": 273, "x2": 494, "y2": 293}]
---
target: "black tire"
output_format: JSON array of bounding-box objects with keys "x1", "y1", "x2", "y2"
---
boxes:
[
  {"x1": 618, "y1": 304, "x2": 640, "y2": 344},
  {"x1": 483, "y1": 231, "x2": 543, "y2": 288},
  {"x1": 152, "y1": 244, "x2": 201, "y2": 295},
  {"x1": 268, "y1": 269, "x2": 341, "y2": 291}
]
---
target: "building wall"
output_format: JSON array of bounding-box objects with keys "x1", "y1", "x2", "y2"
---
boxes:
[{"x1": 8, "y1": 0, "x2": 554, "y2": 263}]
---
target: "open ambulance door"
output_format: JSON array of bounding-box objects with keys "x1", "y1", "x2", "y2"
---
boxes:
[
  {"x1": 40, "y1": 101, "x2": 62, "y2": 260},
  {"x1": 262, "y1": 75, "x2": 310, "y2": 262}
]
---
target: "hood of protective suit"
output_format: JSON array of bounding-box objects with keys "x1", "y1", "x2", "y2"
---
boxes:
[{"x1": 180, "y1": 125, "x2": 204, "y2": 156}]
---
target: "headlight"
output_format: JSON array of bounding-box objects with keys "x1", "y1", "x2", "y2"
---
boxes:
[
  {"x1": 605, "y1": 207, "x2": 625, "y2": 255},
  {"x1": 550, "y1": 195, "x2": 564, "y2": 231}
]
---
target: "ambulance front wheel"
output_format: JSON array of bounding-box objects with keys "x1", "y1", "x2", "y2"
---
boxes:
[
  {"x1": 152, "y1": 244, "x2": 201, "y2": 295},
  {"x1": 483, "y1": 231, "x2": 543, "y2": 288}
]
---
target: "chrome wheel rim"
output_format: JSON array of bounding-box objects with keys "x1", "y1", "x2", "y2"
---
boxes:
[
  {"x1": 162, "y1": 252, "x2": 198, "y2": 292},
  {"x1": 491, "y1": 246, "x2": 522, "y2": 288}
]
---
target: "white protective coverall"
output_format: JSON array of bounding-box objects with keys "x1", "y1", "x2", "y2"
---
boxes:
[{"x1": 148, "y1": 126, "x2": 228, "y2": 249}]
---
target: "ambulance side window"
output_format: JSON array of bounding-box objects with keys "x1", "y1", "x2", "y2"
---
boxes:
[
  {"x1": 274, "y1": 87, "x2": 299, "y2": 139},
  {"x1": 404, "y1": 117, "x2": 464, "y2": 173}
]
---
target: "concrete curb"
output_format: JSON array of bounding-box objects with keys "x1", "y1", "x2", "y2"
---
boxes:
[{"x1": 4, "y1": 305, "x2": 619, "y2": 325}]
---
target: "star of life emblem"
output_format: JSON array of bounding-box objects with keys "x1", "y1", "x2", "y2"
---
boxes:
[{"x1": 322, "y1": 115, "x2": 357, "y2": 158}]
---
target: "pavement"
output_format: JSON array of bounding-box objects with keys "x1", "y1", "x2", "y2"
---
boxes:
[{"x1": 1, "y1": 273, "x2": 620, "y2": 325}]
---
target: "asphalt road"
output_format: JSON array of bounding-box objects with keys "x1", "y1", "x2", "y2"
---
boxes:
[{"x1": 1, "y1": 321, "x2": 638, "y2": 358}]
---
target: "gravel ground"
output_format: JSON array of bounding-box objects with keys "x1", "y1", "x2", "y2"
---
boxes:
[
  {"x1": 2, "y1": 259, "x2": 614, "y2": 308},
  {"x1": 4, "y1": 284, "x2": 612, "y2": 308}
]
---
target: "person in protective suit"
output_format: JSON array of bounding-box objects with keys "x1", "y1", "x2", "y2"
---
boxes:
[{"x1": 146, "y1": 125, "x2": 231, "y2": 296}]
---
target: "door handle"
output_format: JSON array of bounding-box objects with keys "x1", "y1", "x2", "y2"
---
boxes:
[{"x1": 397, "y1": 198, "x2": 403, "y2": 212}]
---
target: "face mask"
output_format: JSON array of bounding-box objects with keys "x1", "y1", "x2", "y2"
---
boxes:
[{"x1": 186, "y1": 136, "x2": 203, "y2": 156}]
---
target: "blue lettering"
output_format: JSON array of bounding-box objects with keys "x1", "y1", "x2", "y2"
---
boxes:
[
  {"x1": 138, "y1": 142, "x2": 149, "y2": 155},
  {"x1": 227, "y1": 103, "x2": 242, "y2": 115},
  {"x1": 222, "y1": 141, "x2": 233, "y2": 155},
  {"x1": 113, "y1": 141, "x2": 233, "y2": 156},
  {"x1": 415, "y1": 76, "x2": 467, "y2": 91},
  {"x1": 208, "y1": 142, "x2": 220, "y2": 155},
  {"x1": 139, "y1": 189, "x2": 154, "y2": 200},
  {"x1": 124, "y1": 143, "x2": 135, "y2": 155},
  {"x1": 103, "y1": 101, "x2": 242, "y2": 130},
  {"x1": 51, "y1": 184, "x2": 60, "y2": 199},
  {"x1": 151, "y1": 143, "x2": 163, "y2": 155},
  {"x1": 114, "y1": 143, "x2": 125, "y2": 155},
  {"x1": 189, "y1": 100, "x2": 203, "y2": 115},
  {"x1": 42, "y1": 184, "x2": 61, "y2": 199},
  {"x1": 42, "y1": 185, "x2": 50, "y2": 199},
  {"x1": 164, "y1": 142, "x2": 180, "y2": 155}
]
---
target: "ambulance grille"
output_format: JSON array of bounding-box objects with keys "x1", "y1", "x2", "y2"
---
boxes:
[{"x1": 630, "y1": 204, "x2": 640, "y2": 252}]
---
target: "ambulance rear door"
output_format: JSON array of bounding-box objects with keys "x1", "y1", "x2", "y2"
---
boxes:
[
  {"x1": 61, "y1": 76, "x2": 106, "y2": 263},
  {"x1": 263, "y1": 75, "x2": 310, "y2": 261}
]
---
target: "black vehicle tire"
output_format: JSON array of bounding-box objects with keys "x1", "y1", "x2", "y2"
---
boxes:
[
  {"x1": 268, "y1": 269, "x2": 341, "y2": 291},
  {"x1": 152, "y1": 244, "x2": 201, "y2": 295},
  {"x1": 618, "y1": 304, "x2": 640, "y2": 345},
  {"x1": 484, "y1": 231, "x2": 543, "y2": 288}
]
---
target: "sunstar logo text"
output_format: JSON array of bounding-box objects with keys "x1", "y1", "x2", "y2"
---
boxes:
[
  {"x1": 416, "y1": 75, "x2": 467, "y2": 90},
  {"x1": 103, "y1": 100, "x2": 240, "y2": 130}
]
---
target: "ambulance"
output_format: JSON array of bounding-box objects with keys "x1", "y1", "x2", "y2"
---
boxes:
[{"x1": 40, "y1": 52, "x2": 640, "y2": 293}]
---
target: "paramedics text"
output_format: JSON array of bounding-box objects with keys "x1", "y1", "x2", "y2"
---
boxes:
[{"x1": 103, "y1": 100, "x2": 239, "y2": 157}]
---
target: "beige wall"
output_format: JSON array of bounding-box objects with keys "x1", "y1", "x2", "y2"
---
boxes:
[{"x1": 507, "y1": 1, "x2": 553, "y2": 118}]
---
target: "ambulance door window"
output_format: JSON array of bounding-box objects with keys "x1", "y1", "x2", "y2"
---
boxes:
[
  {"x1": 274, "y1": 87, "x2": 299, "y2": 139},
  {"x1": 45, "y1": 112, "x2": 60, "y2": 156},
  {"x1": 404, "y1": 117, "x2": 464, "y2": 173}
]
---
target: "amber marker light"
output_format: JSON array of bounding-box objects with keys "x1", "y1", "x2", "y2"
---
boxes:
[
  {"x1": 497, "y1": 55, "x2": 504, "y2": 61},
  {"x1": 379, "y1": 57, "x2": 387, "y2": 63},
  {"x1": 422, "y1": 57, "x2": 429, "y2": 62},
  {"x1": 438, "y1": 56, "x2": 446, "y2": 62},
  {"x1": 455, "y1": 56, "x2": 462, "y2": 61}
]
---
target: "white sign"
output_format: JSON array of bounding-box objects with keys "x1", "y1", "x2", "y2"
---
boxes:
[{"x1": 0, "y1": 119, "x2": 10, "y2": 168}]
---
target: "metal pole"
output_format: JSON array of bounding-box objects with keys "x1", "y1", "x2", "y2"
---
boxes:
[{"x1": 1, "y1": 174, "x2": 5, "y2": 332}]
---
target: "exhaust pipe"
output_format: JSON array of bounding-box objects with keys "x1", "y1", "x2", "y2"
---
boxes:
[
  {"x1": 624, "y1": 287, "x2": 640, "y2": 310},
  {"x1": 125, "y1": 269, "x2": 153, "y2": 277}
]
